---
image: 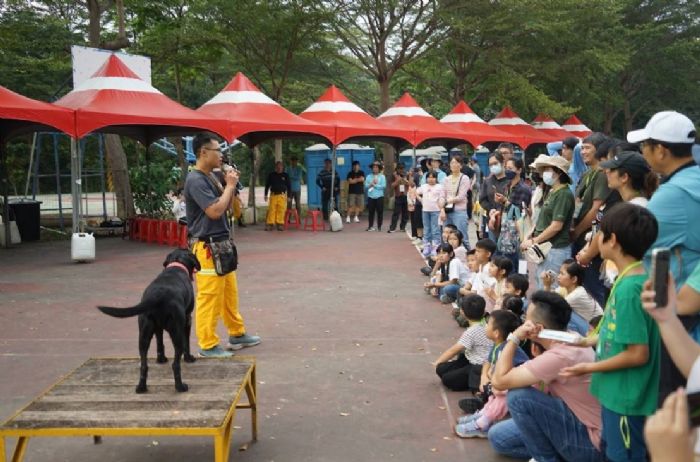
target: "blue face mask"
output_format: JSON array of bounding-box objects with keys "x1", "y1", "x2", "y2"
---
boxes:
[
  {"x1": 490, "y1": 164, "x2": 503, "y2": 176},
  {"x1": 505, "y1": 170, "x2": 517, "y2": 180}
]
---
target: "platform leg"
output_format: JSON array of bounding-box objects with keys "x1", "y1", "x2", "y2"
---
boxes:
[
  {"x1": 222, "y1": 415, "x2": 234, "y2": 462},
  {"x1": 214, "y1": 434, "x2": 226, "y2": 462},
  {"x1": 246, "y1": 365, "x2": 258, "y2": 441},
  {"x1": 10, "y1": 437, "x2": 28, "y2": 462},
  {"x1": 0, "y1": 436, "x2": 5, "y2": 462}
]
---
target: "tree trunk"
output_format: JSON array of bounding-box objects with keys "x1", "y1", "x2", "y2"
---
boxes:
[
  {"x1": 274, "y1": 139, "x2": 283, "y2": 162},
  {"x1": 104, "y1": 134, "x2": 135, "y2": 218},
  {"x1": 623, "y1": 99, "x2": 633, "y2": 133},
  {"x1": 248, "y1": 146, "x2": 261, "y2": 208},
  {"x1": 86, "y1": 0, "x2": 133, "y2": 221},
  {"x1": 172, "y1": 137, "x2": 188, "y2": 188},
  {"x1": 378, "y1": 77, "x2": 391, "y2": 113}
]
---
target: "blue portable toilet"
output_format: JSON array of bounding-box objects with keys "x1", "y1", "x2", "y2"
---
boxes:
[
  {"x1": 474, "y1": 146, "x2": 524, "y2": 176},
  {"x1": 305, "y1": 143, "x2": 375, "y2": 209},
  {"x1": 398, "y1": 146, "x2": 449, "y2": 169}
]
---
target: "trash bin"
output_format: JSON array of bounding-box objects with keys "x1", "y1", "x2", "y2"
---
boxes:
[{"x1": 8, "y1": 199, "x2": 42, "y2": 242}]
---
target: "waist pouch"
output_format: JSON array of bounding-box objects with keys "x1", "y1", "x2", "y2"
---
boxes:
[{"x1": 207, "y1": 238, "x2": 238, "y2": 275}]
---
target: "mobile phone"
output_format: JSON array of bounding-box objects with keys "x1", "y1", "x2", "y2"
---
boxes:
[
  {"x1": 651, "y1": 248, "x2": 671, "y2": 307},
  {"x1": 537, "y1": 329, "x2": 580, "y2": 344},
  {"x1": 687, "y1": 390, "x2": 700, "y2": 427}
]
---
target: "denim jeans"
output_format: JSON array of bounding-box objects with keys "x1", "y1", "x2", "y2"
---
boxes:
[
  {"x1": 422, "y1": 211, "x2": 440, "y2": 244},
  {"x1": 488, "y1": 387, "x2": 603, "y2": 462},
  {"x1": 443, "y1": 209, "x2": 470, "y2": 249},
  {"x1": 572, "y1": 242, "x2": 608, "y2": 306},
  {"x1": 536, "y1": 245, "x2": 571, "y2": 290},
  {"x1": 440, "y1": 283, "x2": 461, "y2": 300}
]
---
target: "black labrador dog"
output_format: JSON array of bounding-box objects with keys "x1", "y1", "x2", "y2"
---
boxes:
[{"x1": 98, "y1": 248, "x2": 200, "y2": 393}]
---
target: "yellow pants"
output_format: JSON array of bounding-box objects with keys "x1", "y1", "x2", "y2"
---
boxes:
[
  {"x1": 192, "y1": 241, "x2": 245, "y2": 350},
  {"x1": 266, "y1": 193, "x2": 287, "y2": 225}
]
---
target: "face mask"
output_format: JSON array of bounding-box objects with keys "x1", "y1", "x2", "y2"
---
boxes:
[
  {"x1": 490, "y1": 164, "x2": 503, "y2": 175},
  {"x1": 505, "y1": 170, "x2": 516, "y2": 180},
  {"x1": 542, "y1": 171, "x2": 557, "y2": 186}
]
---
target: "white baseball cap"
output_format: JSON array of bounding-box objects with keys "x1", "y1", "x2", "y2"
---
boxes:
[{"x1": 627, "y1": 111, "x2": 696, "y2": 144}]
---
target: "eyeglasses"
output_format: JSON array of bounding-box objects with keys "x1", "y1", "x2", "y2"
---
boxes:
[{"x1": 203, "y1": 146, "x2": 222, "y2": 154}]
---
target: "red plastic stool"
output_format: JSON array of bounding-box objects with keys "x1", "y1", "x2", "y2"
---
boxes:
[
  {"x1": 166, "y1": 221, "x2": 180, "y2": 246},
  {"x1": 147, "y1": 219, "x2": 160, "y2": 244},
  {"x1": 303, "y1": 210, "x2": 325, "y2": 232},
  {"x1": 158, "y1": 220, "x2": 174, "y2": 245},
  {"x1": 284, "y1": 208, "x2": 301, "y2": 230},
  {"x1": 178, "y1": 224, "x2": 189, "y2": 249}
]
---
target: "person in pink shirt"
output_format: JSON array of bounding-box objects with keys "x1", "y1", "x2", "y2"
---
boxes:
[
  {"x1": 416, "y1": 171, "x2": 445, "y2": 257},
  {"x1": 488, "y1": 290, "x2": 603, "y2": 462}
]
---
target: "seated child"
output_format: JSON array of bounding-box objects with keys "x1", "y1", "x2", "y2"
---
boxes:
[
  {"x1": 460, "y1": 238, "x2": 497, "y2": 310},
  {"x1": 434, "y1": 295, "x2": 493, "y2": 391},
  {"x1": 504, "y1": 273, "x2": 529, "y2": 317},
  {"x1": 455, "y1": 310, "x2": 528, "y2": 438},
  {"x1": 501, "y1": 293, "x2": 524, "y2": 319},
  {"x1": 543, "y1": 259, "x2": 603, "y2": 322},
  {"x1": 448, "y1": 229, "x2": 468, "y2": 266},
  {"x1": 484, "y1": 256, "x2": 514, "y2": 310},
  {"x1": 420, "y1": 224, "x2": 458, "y2": 275},
  {"x1": 424, "y1": 244, "x2": 469, "y2": 303}
]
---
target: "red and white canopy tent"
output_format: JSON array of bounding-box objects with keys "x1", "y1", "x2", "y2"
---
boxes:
[
  {"x1": 561, "y1": 115, "x2": 593, "y2": 139},
  {"x1": 299, "y1": 85, "x2": 411, "y2": 146},
  {"x1": 488, "y1": 107, "x2": 558, "y2": 149},
  {"x1": 530, "y1": 113, "x2": 576, "y2": 141},
  {"x1": 377, "y1": 93, "x2": 467, "y2": 148},
  {"x1": 440, "y1": 101, "x2": 523, "y2": 148},
  {"x1": 198, "y1": 72, "x2": 333, "y2": 146},
  {"x1": 54, "y1": 54, "x2": 229, "y2": 233},
  {"x1": 0, "y1": 85, "x2": 77, "y2": 247},
  {"x1": 300, "y1": 86, "x2": 412, "y2": 210}
]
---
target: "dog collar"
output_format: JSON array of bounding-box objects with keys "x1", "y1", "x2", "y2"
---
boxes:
[{"x1": 166, "y1": 262, "x2": 192, "y2": 280}]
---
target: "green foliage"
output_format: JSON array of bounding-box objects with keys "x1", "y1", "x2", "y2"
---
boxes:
[{"x1": 128, "y1": 150, "x2": 179, "y2": 218}]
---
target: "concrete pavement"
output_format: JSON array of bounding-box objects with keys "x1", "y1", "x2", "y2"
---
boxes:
[{"x1": 0, "y1": 220, "x2": 512, "y2": 461}]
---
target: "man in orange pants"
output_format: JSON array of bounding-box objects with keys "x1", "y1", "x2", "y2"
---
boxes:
[{"x1": 184, "y1": 132, "x2": 261, "y2": 357}]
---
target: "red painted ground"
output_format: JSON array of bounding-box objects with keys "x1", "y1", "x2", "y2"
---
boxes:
[{"x1": 0, "y1": 222, "x2": 512, "y2": 461}]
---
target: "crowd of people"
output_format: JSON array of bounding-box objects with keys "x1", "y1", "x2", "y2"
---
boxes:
[
  {"x1": 179, "y1": 110, "x2": 698, "y2": 461},
  {"x1": 421, "y1": 110, "x2": 700, "y2": 462}
]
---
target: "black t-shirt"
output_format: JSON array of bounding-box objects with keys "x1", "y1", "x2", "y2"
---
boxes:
[{"x1": 347, "y1": 170, "x2": 365, "y2": 194}]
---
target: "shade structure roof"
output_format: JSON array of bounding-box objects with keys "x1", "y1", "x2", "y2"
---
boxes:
[
  {"x1": 54, "y1": 54, "x2": 228, "y2": 144},
  {"x1": 299, "y1": 85, "x2": 412, "y2": 146},
  {"x1": 377, "y1": 93, "x2": 467, "y2": 147},
  {"x1": 440, "y1": 101, "x2": 522, "y2": 147},
  {"x1": 531, "y1": 113, "x2": 576, "y2": 141},
  {"x1": 0, "y1": 85, "x2": 76, "y2": 143},
  {"x1": 198, "y1": 72, "x2": 333, "y2": 146},
  {"x1": 561, "y1": 115, "x2": 593, "y2": 138},
  {"x1": 488, "y1": 107, "x2": 558, "y2": 148}
]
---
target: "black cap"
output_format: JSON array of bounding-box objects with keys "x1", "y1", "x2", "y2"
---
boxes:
[{"x1": 600, "y1": 151, "x2": 650, "y2": 174}]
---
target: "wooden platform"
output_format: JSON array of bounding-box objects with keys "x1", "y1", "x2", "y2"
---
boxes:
[{"x1": 0, "y1": 357, "x2": 257, "y2": 462}]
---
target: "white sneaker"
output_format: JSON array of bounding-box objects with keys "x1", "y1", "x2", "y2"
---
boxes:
[
  {"x1": 353, "y1": 216, "x2": 360, "y2": 223},
  {"x1": 346, "y1": 216, "x2": 351, "y2": 223}
]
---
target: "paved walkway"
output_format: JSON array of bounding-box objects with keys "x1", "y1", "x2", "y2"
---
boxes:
[{"x1": 0, "y1": 222, "x2": 510, "y2": 461}]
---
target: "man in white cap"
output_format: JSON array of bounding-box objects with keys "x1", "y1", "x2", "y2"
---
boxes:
[
  {"x1": 628, "y1": 111, "x2": 699, "y2": 286},
  {"x1": 628, "y1": 110, "x2": 699, "y2": 406}
]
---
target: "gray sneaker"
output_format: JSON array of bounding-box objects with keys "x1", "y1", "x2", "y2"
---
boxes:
[
  {"x1": 199, "y1": 346, "x2": 234, "y2": 358},
  {"x1": 228, "y1": 333, "x2": 261, "y2": 350}
]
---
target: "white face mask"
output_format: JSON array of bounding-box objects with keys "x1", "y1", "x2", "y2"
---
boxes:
[
  {"x1": 490, "y1": 164, "x2": 503, "y2": 175},
  {"x1": 542, "y1": 171, "x2": 557, "y2": 186}
]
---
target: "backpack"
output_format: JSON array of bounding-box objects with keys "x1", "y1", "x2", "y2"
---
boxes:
[{"x1": 497, "y1": 205, "x2": 521, "y2": 255}]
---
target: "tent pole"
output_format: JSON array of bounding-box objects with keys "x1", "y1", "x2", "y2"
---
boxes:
[
  {"x1": 329, "y1": 145, "x2": 337, "y2": 212},
  {"x1": 24, "y1": 132, "x2": 37, "y2": 197},
  {"x1": 251, "y1": 146, "x2": 257, "y2": 224},
  {"x1": 70, "y1": 138, "x2": 81, "y2": 234},
  {"x1": 2, "y1": 141, "x2": 10, "y2": 248}
]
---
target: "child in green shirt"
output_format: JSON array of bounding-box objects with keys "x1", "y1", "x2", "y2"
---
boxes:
[{"x1": 561, "y1": 202, "x2": 660, "y2": 462}]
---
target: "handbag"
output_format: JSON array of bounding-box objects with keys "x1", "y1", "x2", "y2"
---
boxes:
[
  {"x1": 524, "y1": 242, "x2": 553, "y2": 264},
  {"x1": 444, "y1": 175, "x2": 463, "y2": 214},
  {"x1": 497, "y1": 206, "x2": 521, "y2": 255},
  {"x1": 207, "y1": 238, "x2": 238, "y2": 275}
]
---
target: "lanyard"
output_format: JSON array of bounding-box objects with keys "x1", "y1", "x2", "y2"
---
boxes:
[
  {"x1": 591, "y1": 261, "x2": 643, "y2": 337},
  {"x1": 490, "y1": 342, "x2": 504, "y2": 364}
]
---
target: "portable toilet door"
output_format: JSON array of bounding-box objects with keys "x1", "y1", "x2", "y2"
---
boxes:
[{"x1": 304, "y1": 144, "x2": 331, "y2": 209}]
